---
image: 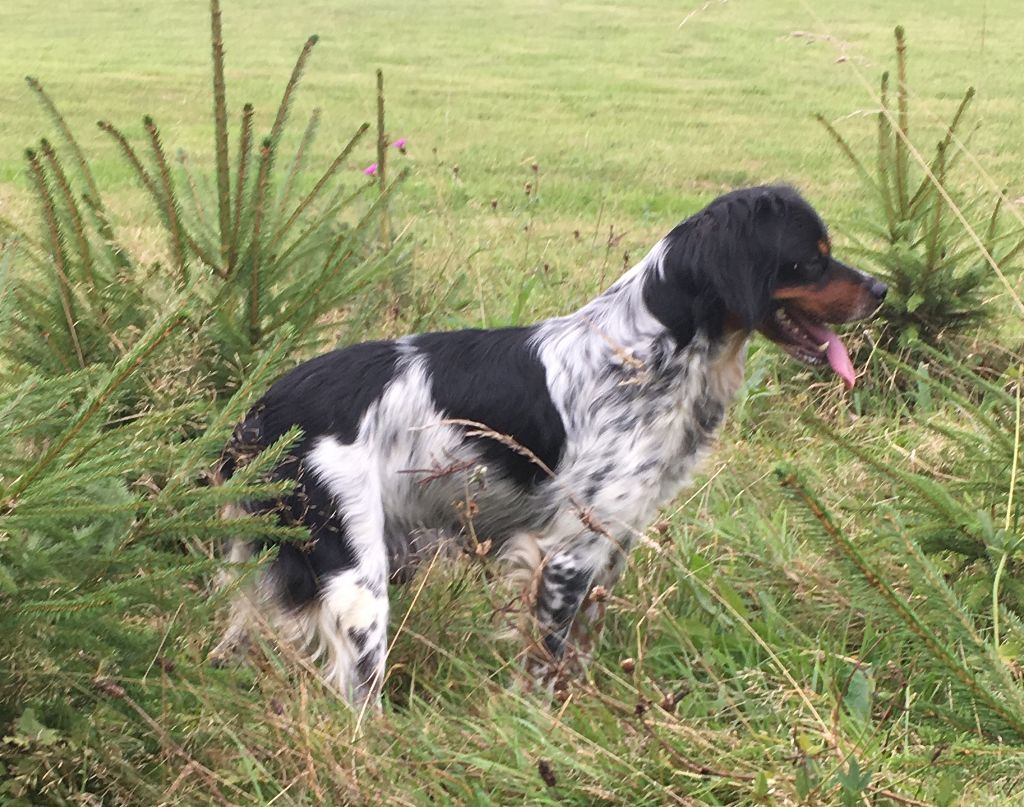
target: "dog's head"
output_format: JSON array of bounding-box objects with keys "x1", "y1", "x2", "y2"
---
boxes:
[{"x1": 657, "y1": 185, "x2": 885, "y2": 388}]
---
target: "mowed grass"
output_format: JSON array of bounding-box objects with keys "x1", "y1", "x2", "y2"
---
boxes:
[
  {"x1": 2, "y1": 0, "x2": 1023, "y2": 276},
  {"x1": 3, "y1": 1, "x2": 1024, "y2": 805}
]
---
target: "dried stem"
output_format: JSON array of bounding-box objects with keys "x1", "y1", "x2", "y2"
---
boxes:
[{"x1": 376, "y1": 68, "x2": 390, "y2": 245}]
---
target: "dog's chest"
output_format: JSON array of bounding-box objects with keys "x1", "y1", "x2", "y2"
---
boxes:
[{"x1": 552, "y1": 336, "x2": 746, "y2": 527}]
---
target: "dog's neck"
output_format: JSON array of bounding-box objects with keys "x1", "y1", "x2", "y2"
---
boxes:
[{"x1": 572, "y1": 240, "x2": 750, "y2": 375}]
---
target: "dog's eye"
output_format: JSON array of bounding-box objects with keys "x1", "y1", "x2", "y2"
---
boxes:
[{"x1": 780, "y1": 261, "x2": 822, "y2": 283}]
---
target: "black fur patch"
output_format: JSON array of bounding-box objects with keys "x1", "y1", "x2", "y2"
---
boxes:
[
  {"x1": 414, "y1": 327, "x2": 566, "y2": 486},
  {"x1": 256, "y1": 342, "x2": 400, "y2": 448}
]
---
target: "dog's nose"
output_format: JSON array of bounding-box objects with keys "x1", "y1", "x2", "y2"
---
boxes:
[{"x1": 869, "y1": 280, "x2": 888, "y2": 301}]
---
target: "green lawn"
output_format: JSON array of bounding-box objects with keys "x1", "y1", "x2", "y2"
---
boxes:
[
  {"x1": 2, "y1": 0, "x2": 1022, "y2": 230},
  {"x1": 3, "y1": 1, "x2": 1024, "y2": 805}
]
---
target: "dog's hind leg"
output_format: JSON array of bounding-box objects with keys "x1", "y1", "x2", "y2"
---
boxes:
[
  {"x1": 304, "y1": 437, "x2": 390, "y2": 708},
  {"x1": 315, "y1": 568, "x2": 389, "y2": 706}
]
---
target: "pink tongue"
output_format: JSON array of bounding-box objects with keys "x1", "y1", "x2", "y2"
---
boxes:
[{"x1": 794, "y1": 315, "x2": 857, "y2": 389}]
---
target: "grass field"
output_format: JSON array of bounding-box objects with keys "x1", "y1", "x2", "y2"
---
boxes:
[{"x1": 3, "y1": 1, "x2": 1024, "y2": 805}]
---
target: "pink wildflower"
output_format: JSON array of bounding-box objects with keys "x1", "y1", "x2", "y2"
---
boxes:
[
  {"x1": 363, "y1": 163, "x2": 378, "y2": 176},
  {"x1": 393, "y1": 137, "x2": 407, "y2": 154}
]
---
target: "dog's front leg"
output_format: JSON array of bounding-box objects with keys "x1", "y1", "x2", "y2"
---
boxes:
[
  {"x1": 536, "y1": 551, "x2": 593, "y2": 658},
  {"x1": 526, "y1": 542, "x2": 617, "y2": 693}
]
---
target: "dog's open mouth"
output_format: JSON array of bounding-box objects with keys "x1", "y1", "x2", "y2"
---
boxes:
[{"x1": 763, "y1": 303, "x2": 856, "y2": 388}]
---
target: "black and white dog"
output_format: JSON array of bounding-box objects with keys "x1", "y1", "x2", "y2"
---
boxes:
[{"x1": 210, "y1": 185, "x2": 886, "y2": 706}]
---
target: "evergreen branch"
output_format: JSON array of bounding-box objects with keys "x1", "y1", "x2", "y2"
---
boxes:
[
  {"x1": 876, "y1": 110, "x2": 897, "y2": 236},
  {"x1": 24, "y1": 76, "x2": 102, "y2": 207},
  {"x1": 816, "y1": 114, "x2": 882, "y2": 206},
  {"x1": 96, "y1": 120, "x2": 162, "y2": 201},
  {"x1": 776, "y1": 464, "x2": 1024, "y2": 739},
  {"x1": 229, "y1": 102, "x2": 255, "y2": 276},
  {"x1": 135, "y1": 516, "x2": 304, "y2": 541},
  {"x1": 247, "y1": 139, "x2": 274, "y2": 345},
  {"x1": 890, "y1": 514, "x2": 985, "y2": 643},
  {"x1": 993, "y1": 373, "x2": 1023, "y2": 649},
  {"x1": 376, "y1": 68, "x2": 390, "y2": 244},
  {"x1": 210, "y1": 0, "x2": 232, "y2": 270},
  {"x1": 4, "y1": 290, "x2": 73, "y2": 372},
  {"x1": 35, "y1": 140, "x2": 126, "y2": 357},
  {"x1": 894, "y1": 25, "x2": 910, "y2": 217},
  {"x1": 177, "y1": 149, "x2": 210, "y2": 227},
  {"x1": 19, "y1": 595, "x2": 117, "y2": 614},
  {"x1": 16, "y1": 560, "x2": 216, "y2": 615},
  {"x1": 0, "y1": 214, "x2": 48, "y2": 263},
  {"x1": 802, "y1": 412, "x2": 973, "y2": 528},
  {"x1": 876, "y1": 71, "x2": 898, "y2": 236},
  {"x1": 158, "y1": 480, "x2": 295, "y2": 510},
  {"x1": 273, "y1": 183, "x2": 367, "y2": 270},
  {"x1": 879, "y1": 348, "x2": 1015, "y2": 444},
  {"x1": 268, "y1": 34, "x2": 319, "y2": 149},
  {"x1": 38, "y1": 139, "x2": 97, "y2": 295},
  {"x1": 922, "y1": 143, "x2": 946, "y2": 276},
  {"x1": 80, "y1": 192, "x2": 132, "y2": 271},
  {"x1": 25, "y1": 147, "x2": 84, "y2": 368},
  {"x1": 99, "y1": 119, "x2": 216, "y2": 272},
  {"x1": 0, "y1": 242, "x2": 15, "y2": 327},
  {"x1": 176, "y1": 150, "x2": 219, "y2": 261},
  {"x1": 5, "y1": 500, "x2": 141, "y2": 524},
  {"x1": 144, "y1": 116, "x2": 188, "y2": 286},
  {"x1": 268, "y1": 167, "x2": 408, "y2": 332},
  {"x1": 1, "y1": 297, "x2": 189, "y2": 511},
  {"x1": 910, "y1": 340, "x2": 1015, "y2": 407},
  {"x1": 124, "y1": 333, "x2": 296, "y2": 543},
  {"x1": 268, "y1": 121, "x2": 369, "y2": 251},
  {"x1": 275, "y1": 107, "x2": 320, "y2": 220},
  {"x1": 909, "y1": 87, "x2": 975, "y2": 214},
  {"x1": 984, "y1": 190, "x2": 1004, "y2": 251},
  {"x1": 996, "y1": 225, "x2": 1024, "y2": 271}
]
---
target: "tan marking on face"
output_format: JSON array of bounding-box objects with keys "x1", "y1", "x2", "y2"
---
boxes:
[
  {"x1": 772, "y1": 277, "x2": 875, "y2": 322},
  {"x1": 818, "y1": 239, "x2": 831, "y2": 256}
]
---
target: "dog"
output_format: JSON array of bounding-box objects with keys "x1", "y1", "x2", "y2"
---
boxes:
[{"x1": 209, "y1": 184, "x2": 886, "y2": 707}]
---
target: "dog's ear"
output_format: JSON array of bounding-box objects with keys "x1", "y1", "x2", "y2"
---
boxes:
[{"x1": 689, "y1": 191, "x2": 782, "y2": 330}]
